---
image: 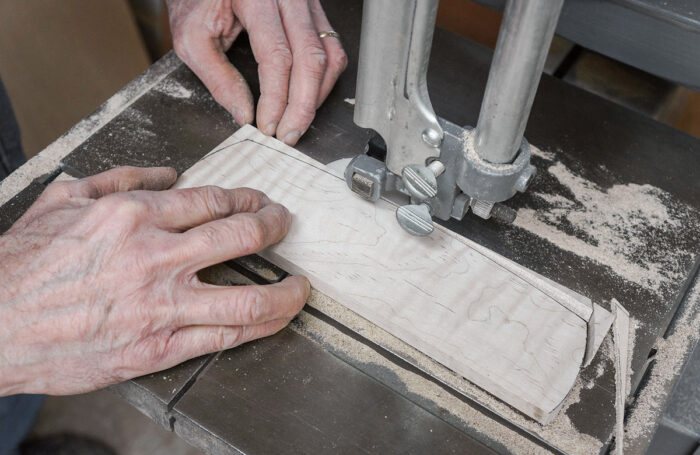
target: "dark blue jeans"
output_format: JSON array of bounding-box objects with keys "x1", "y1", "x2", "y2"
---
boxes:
[
  {"x1": 0, "y1": 75, "x2": 39, "y2": 455},
  {"x1": 0, "y1": 395, "x2": 44, "y2": 455}
]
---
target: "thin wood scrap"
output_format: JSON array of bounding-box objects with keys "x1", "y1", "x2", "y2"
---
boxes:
[
  {"x1": 613, "y1": 299, "x2": 632, "y2": 455},
  {"x1": 174, "y1": 125, "x2": 613, "y2": 424}
]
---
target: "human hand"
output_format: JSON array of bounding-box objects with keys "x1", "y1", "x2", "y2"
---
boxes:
[
  {"x1": 0, "y1": 166, "x2": 309, "y2": 396},
  {"x1": 166, "y1": 0, "x2": 348, "y2": 146}
]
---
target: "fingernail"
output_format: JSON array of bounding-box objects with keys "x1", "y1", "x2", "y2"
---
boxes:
[
  {"x1": 283, "y1": 130, "x2": 301, "y2": 146},
  {"x1": 304, "y1": 277, "x2": 311, "y2": 295},
  {"x1": 231, "y1": 107, "x2": 250, "y2": 126},
  {"x1": 263, "y1": 122, "x2": 277, "y2": 136}
]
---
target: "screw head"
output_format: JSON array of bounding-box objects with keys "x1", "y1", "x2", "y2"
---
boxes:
[
  {"x1": 421, "y1": 128, "x2": 442, "y2": 148},
  {"x1": 396, "y1": 204, "x2": 434, "y2": 236}
]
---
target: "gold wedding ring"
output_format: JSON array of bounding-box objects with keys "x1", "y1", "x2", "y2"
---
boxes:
[{"x1": 318, "y1": 30, "x2": 340, "y2": 40}]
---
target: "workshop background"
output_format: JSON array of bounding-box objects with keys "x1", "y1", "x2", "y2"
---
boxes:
[{"x1": 0, "y1": 0, "x2": 698, "y2": 454}]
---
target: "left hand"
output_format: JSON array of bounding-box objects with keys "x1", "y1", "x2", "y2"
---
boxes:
[
  {"x1": 166, "y1": 0, "x2": 348, "y2": 146},
  {"x1": 0, "y1": 166, "x2": 309, "y2": 395}
]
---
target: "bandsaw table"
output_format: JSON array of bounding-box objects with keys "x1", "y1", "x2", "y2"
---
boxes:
[{"x1": 1, "y1": 1, "x2": 699, "y2": 453}]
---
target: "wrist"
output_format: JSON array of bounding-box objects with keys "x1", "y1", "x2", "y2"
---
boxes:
[
  {"x1": 0, "y1": 307, "x2": 30, "y2": 396},
  {"x1": 0, "y1": 354, "x2": 29, "y2": 396}
]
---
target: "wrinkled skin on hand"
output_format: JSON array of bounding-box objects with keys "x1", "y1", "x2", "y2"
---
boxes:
[
  {"x1": 166, "y1": 0, "x2": 348, "y2": 146},
  {"x1": 0, "y1": 167, "x2": 309, "y2": 396}
]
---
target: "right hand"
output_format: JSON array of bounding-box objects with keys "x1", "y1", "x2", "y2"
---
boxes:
[
  {"x1": 166, "y1": 0, "x2": 348, "y2": 146},
  {"x1": 0, "y1": 166, "x2": 309, "y2": 396}
]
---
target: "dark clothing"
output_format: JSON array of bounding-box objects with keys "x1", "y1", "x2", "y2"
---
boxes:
[
  {"x1": 0, "y1": 76, "x2": 26, "y2": 180},
  {"x1": 0, "y1": 394, "x2": 45, "y2": 455},
  {"x1": 0, "y1": 75, "x2": 40, "y2": 455}
]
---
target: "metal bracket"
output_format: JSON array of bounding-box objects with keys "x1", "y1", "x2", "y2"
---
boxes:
[
  {"x1": 353, "y1": 0, "x2": 443, "y2": 175},
  {"x1": 344, "y1": 119, "x2": 526, "y2": 231},
  {"x1": 348, "y1": 0, "x2": 562, "y2": 235}
]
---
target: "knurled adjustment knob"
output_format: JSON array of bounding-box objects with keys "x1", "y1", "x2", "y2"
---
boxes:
[
  {"x1": 396, "y1": 203, "x2": 434, "y2": 236},
  {"x1": 401, "y1": 160, "x2": 445, "y2": 202}
]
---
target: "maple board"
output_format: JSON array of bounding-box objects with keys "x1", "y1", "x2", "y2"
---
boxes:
[{"x1": 175, "y1": 125, "x2": 610, "y2": 423}]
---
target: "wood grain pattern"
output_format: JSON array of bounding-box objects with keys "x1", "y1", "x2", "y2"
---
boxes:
[{"x1": 175, "y1": 125, "x2": 608, "y2": 423}]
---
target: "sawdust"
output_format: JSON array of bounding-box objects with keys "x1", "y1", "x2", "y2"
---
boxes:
[
  {"x1": 515, "y1": 148, "x2": 698, "y2": 293},
  {"x1": 250, "y1": 265, "x2": 283, "y2": 283},
  {"x1": 295, "y1": 289, "x2": 609, "y2": 455},
  {"x1": 154, "y1": 78, "x2": 193, "y2": 99},
  {"x1": 461, "y1": 129, "x2": 520, "y2": 171},
  {"x1": 0, "y1": 54, "x2": 182, "y2": 205},
  {"x1": 113, "y1": 106, "x2": 158, "y2": 141},
  {"x1": 624, "y1": 278, "x2": 700, "y2": 448},
  {"x1": 583, "y1": 336, "x2": 611, "y2": 392},
  {"x1": 198, "y1": 263, "x2": 253, "y2": 286},
  {"x1": 292, "y1": 312, "x2": 546, "y2": 454},
  {"x1": 531, "y1": 147, "x2": 557, "y2": 161}
]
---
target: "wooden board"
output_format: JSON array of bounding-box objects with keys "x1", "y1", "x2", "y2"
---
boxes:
[{"x1": 175, "y1": 125, "x2": 608, "y2": 423}]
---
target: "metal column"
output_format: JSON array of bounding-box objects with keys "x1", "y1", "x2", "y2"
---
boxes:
[{"x1": 474, "y1": 0, "x2": 564, "y2": 164}]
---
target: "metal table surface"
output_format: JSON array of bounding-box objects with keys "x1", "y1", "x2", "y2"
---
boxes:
[{"x1": 1, "y1": 1, "x2": 699, "y2": 453}]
